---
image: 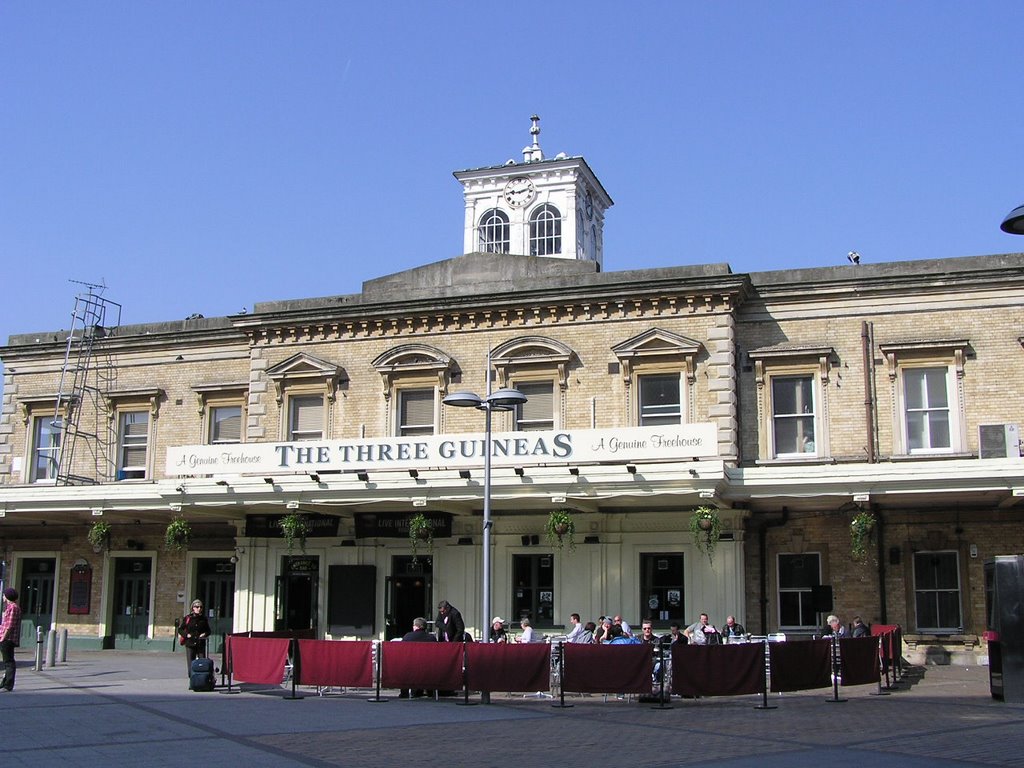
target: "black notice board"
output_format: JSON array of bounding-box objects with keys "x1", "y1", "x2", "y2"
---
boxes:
[{"x1": 327, "y1": 565, "x2": 376, "y2": 632}]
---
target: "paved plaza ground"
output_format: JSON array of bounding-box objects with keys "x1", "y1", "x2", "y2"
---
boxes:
[{"x1": 1, "y1": 648, "x2": 1022, "y2": 767}]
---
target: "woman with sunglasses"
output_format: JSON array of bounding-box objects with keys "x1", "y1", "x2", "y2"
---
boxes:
[{"x1": 179, "y1": 599, "x2": 212, "y2": 674}]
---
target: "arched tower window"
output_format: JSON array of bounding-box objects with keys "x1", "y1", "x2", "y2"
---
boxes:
[
  {"x1": 477, "y1": 208, "x2": 510, "y2": 253},
  {"x1": 529, "y1": 204, "x2": 561, "y2": 256}
]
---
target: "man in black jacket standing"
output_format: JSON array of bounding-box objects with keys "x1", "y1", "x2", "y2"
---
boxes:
[{"x1": 435, "y1": 600, "x2": 465, "y2": 642}]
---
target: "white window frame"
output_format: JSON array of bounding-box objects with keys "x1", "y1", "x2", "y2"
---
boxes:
[
  {"x1": 913, "y1": 550, "x2": 963, "y2": 633},
  {"x1": 777, "y1": 552, "x2": 822, "y2": 631},
  {"x1": 899, "y1": 364, "x2": 958, "y2": 455},
  {"x1": 637, "y1": 372, "x2": 684, "y2": 426},
  {"x1": 749, "y1": 348, "x2": 833, "y2": 463},
  {"x1": 768, "y1": 372, "x2": 820, "y2": 458},
  {"x1": 396, "y1": 387, "x2": 437, "y2": 437},
  {"x1": 30, "y1": 413, "x2": 61, "y2": 482},
  {"x1": 287, "y1": 393, "x2": 326, "y2": 441},
  {"x1": 117, "y1": 410, "x2": 150, "y2": 480},
  {"x1": 208, "y1": 403, "x2": 244, "y2": 445},
  {"x1": 513, "y1": 380, "x2": 556, "y2": 432},
  {"x1": 478, "y1": 208, "x2": 510, "y2": 254},
  {"x1": 529, "y1": 204, "x2": 561, "y2": 256},
  {"x1": 881, "y1": 340, "x2": 968, "y2": 457}
]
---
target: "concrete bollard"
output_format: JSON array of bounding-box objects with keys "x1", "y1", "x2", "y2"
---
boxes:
[
  {"x1": 46, "y1": 628, "x2": 57, "y2": 667},
  {"x1": 58, "y1": 628, "x2": 68, "y2": 662},
  {"x1": 34, "y1": 626, "x2": 43, "y2": 672}
]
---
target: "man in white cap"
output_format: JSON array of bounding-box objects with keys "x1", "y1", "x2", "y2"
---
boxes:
[
  {"x1": 0, "y1": 588, "x2": 22, "y2": 691},
  {"x1": 489, "y1": 617, "x2": 508, "y2": 643}
]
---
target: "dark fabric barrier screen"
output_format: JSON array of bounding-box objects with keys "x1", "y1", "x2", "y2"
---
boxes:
[
  {"x1": 562, "y1": 644, "x2": 653, "y2": 694},
  {"x1": 871, "y1": 624, "x2": 900, "y2": 669},
  {"x1": 769, "y1": 638, "x2": 832, "y2": 692},
  {"x1": 840, "y1": 636, "x2": 881, "y2": 686},
  {"x1": 672, "y1": 642, "x2": 764, "y2": 697},
  {"x1": 228, "y1": 636, "x2": 291, "y2": 685},
  {"x1": 466, "y1": 643, "x2": 550, "y2": 692},
  {"x1": 380, "y1": 641, "x2": 464, "y2": 690},
  {"x1": 296, "y1": 639, "x2": 373, "y2": 688}
]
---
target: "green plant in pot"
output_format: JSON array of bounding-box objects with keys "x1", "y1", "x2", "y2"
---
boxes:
[
  {"x1": 164, "y1": 516, "x2": 192, "y2": 551},
  {"x1": 87, "y1": 520, "x2": 111, "y2": 553},
  {"x1": 850, "y1": 510, "x2": 876, "y2": 560},
  {"x1": 546, "y1": 508, "x2": 576, "y2": 551},
  {"x1": 408, "y1": 512, "x2": 434, "y2": 562},
  {"x1": 689, "y1": 506, "x2": 721, "y2": 564},
  {"x1": 279, "y1": 512, "x2": 309, "y2": 553}
]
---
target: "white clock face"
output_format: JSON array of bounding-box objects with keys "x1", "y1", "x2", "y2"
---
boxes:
[{"x1": 503, "y1": 177, "x2": 536, "y2": 208}]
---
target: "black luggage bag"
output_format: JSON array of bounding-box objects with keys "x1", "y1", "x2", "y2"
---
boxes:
[{"x1": 190, "y1": 657, "x2": 215, "y2": 692}]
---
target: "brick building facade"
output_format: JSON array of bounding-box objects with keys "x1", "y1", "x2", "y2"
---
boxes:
[{"x1": 1, "y1": 127, "x2": 1022, "y2": 663}]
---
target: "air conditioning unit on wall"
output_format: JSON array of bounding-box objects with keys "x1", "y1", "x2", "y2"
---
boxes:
[{"x1": 979, "y1": 424, "x2": 1021, "y2": 459}]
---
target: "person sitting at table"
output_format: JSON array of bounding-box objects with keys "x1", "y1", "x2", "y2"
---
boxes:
[
  {"x1": 721, "y1": 615, "x2": 746, "y2": 641},
  {"x1": 661, "y1": 622, "x2": 686, "y2": 646},
  {"x1": 594, "y1": 617, "x2": 614, "y2": 643},
  {"x1": 606, "y1": 625, "x2": 641, "y2": 644},
  {"x1": 684, "y1": 613, "x2": 721, "y2": 645},
  {"x1": 639, "y1": 620, "x2": 659, "y2": 645},
  {"x1": 825, "y1": 614, "x2": 848, "y2": 638},
  {"x1": 399, "y1": 617, "x2": 435, "y2": 698},
  {"x1": 613, "y1": 614, "x2": 633, "y2": 638},
  {"x1": 564, "y1": 613, "x2": 585, "y2": 643},
  {"x1": 518, "y1": 617, "x2": 542, "y2": 643},
  {"x1": 490, "y1": 616, "x2": 508, "y2": 643},
  {"x1": 851, "y1": 616, "x2": 870, "y2": 638},
  {"x1": 578, "y1": 621, "x2": 596, "y2": 644}
]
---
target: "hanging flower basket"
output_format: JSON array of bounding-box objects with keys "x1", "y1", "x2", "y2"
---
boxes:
[
  {"x1": 164, "y1": 516, "x2": 192, "y2": 551},
  {"x1": 87, "y1": 520, "x2": 111, "y2": 553},
  {"x1": 850, "y1": 511, "x2": 876, "y2": 560},
  {"x1": 408, "y1": 512, "x2": 434, "y2": 562},
  {"x1": 279, "y1": 512, "x2": 309, "y2": 553},
  {"x1": 689, "y1": 506, "x2": 721, "y2": 564},
  {"x1": 546, "y1": 508, "x2": 576, "y2": 552}
]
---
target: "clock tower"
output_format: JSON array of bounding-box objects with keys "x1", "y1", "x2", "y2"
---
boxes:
[{"x1": 454, "y1": 116, "x2": 613, "y2": 267}]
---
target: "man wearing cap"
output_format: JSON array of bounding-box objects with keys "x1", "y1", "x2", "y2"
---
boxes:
[
  {"x1": 0, "y1": 588, "x2": 22, "y2": 691},
  {"x1": 489, "y1": 617, "x2": 508, "y2": 643}
]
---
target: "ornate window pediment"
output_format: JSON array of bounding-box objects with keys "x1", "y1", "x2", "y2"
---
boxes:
[
  {"x1": 371, "y1": 344, "x2": 454, "y2": 400},
  {"x1": 490, "y1": 336, "x2": 574, "y2": 390},
  {"x1": 878, "y1": 339, "x2": 970, "y2": 382},
  {"x1": 611, "y1": 328, "x2": 703, "y2": 385},
  {"x1": 265, "y1": 353, "x2": 344, "y2": 404},
  {"x1": 747, "y1": 345, "x2": 836, "y2": 387}
]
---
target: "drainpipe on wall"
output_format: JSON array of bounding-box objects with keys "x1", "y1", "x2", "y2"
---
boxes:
[{"x1": 862, "y1": 321, "x2": 876, "y2": 464}]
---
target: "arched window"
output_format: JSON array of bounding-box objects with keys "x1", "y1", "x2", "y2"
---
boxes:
[
  {"x1": 477, "y1": 208, "x2": 510, "y2": 253},
  {"x1": 529, "y1": 204, "x2": 561, "y2": 256}
]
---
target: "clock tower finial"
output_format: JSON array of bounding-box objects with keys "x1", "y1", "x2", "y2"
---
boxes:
[{"x1": 522, "y1": 114, "x2": 544, "y2": 163}]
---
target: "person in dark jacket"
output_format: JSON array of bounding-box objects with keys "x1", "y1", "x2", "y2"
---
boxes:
[
  {"x1": 179, "y1": 598, "x2": 212, "y2": 673},
  {"x1": 402, "y1": 617, "x2": 435, "y2": 642},
  {"x1": 399, "y1": 617, "x2": 435, "y2": 698},
  {"x1": 435, "y1": 600, "x2": 465, "y2": 642},
  {"x1": 851, "y1": 616, "x2": 871, "y2": 637}
]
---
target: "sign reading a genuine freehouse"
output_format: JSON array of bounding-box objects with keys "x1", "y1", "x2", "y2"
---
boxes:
[{"x1": 165, "y1": 423, "x2": 718, "y2": 476}]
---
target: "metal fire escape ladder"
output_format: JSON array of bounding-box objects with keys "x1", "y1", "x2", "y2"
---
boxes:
[{"x1": 52, "y1": 282, "x2": 122, "y2": 486}]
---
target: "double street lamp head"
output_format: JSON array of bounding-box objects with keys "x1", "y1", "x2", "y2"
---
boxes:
[{"x1": 443, "y1": 388, "x2": 528, "y2": 411}]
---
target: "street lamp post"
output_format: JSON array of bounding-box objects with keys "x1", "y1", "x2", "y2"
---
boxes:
[{"x1": 442, "y1": 387, "x2": 527, "y2": 663}]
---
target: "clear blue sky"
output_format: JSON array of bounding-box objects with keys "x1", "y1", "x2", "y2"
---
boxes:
[{"x1": 3, "y1": 2, "x2": 1023, "y2": 386}]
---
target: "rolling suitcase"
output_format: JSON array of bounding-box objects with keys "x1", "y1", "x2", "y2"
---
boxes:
[{"x1": 190, "y1": 657, "x2": 215, "y2": 692}]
